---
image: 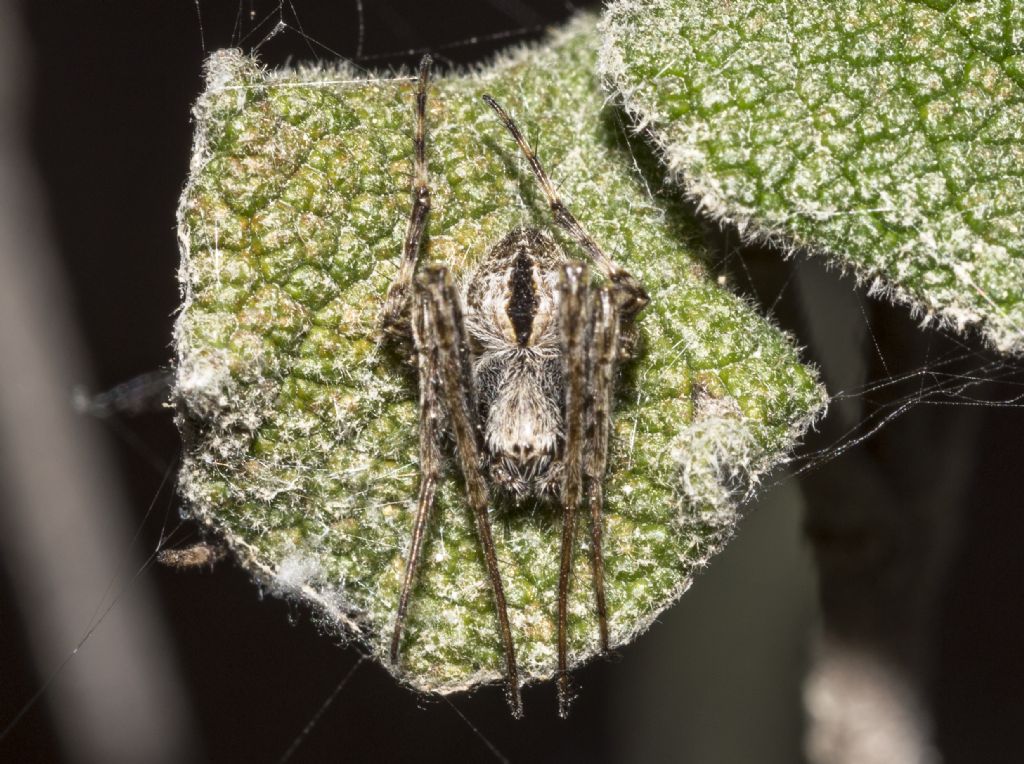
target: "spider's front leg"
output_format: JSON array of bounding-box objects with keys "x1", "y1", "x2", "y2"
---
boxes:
[
  {"x1": 391, "y1": 265, "x2": 524, "y2": 719},
  {"x1": 381, "y1": 55, "x2": 432, "y2": 340},
  {"x1": 482, "y1": 94, "x2": 650, "y2": 323}
]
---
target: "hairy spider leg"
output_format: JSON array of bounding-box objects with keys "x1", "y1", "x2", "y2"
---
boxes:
[
  {"x1": 382, "y1": 55, "x2": 432, "y2": 336},
  {"x1": 386, "y1": 53, "x2": 440, "y2": 670},
  {"x1": 556, "y1": 263, "x2": 589, "y2": 719},
  {"x1": 415, "y1": 266, "x2": 523, "y2": 718},
  {"x1": 555, "y1": 269, "x2": 621, "y2": 718},
  {"x1": 389, "y1": 289, "x2": 442, "y2": 666},
  {"x1": 481, "y1": 95, "x2": 649, "y2": 320},
  {"x1": 585, "y1": 288, "x2": 621, "y2": 652}
]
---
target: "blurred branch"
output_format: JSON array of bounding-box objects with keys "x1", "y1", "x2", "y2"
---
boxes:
[
  {"x1": 797, "y1": 261, "x2": 979, "y2": 764},
  {"x1": 0, "y1": 2, "x2": 196, "y2": 761}
]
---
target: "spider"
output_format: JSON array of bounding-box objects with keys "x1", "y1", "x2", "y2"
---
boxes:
[{"x1": 381, "y1": 57, "x2": 649, "y2": 719}]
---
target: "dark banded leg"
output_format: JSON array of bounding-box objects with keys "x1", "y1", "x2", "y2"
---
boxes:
[
  {"x1": 390, "y1": 290, "x2": 442, "y2": 666},
  {"x1": 382, "y1": 56, "x2": 432, "y2": 337},
  {"x1": 386, "y1": 55, "x2": 446, "y2": 688},
  {"x1": 482, "y1": 94, "x2": 649, "y2": 320},
  {"x1": 584, "y1": 289, "x2": 620, "y2": 653},
  {"x1": 556, "y1": 263, "x2": 590, "y2": 718},
  {"x1": 415, "y1": 265, "x2": 523, "y2": 719}
]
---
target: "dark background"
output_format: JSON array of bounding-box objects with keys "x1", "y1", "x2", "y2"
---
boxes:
[{"x1": 2, "y1": 1, "x2": 1022, "y2": 762}]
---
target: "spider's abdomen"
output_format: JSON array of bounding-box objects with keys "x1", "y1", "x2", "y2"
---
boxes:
[{"x1": 474, "y1": 349, "x2": 564, "y2": 498}]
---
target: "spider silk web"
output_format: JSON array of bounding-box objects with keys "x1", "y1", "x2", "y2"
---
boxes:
[{"x1": 3, "y1": 1, "x2": 1023, "y2": 762}]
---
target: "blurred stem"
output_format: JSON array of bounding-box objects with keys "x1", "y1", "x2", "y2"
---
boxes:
[
  {"x1": 0, "y1": 2, "x2": 196, "y2": 761},
  {"x1": 796, "y1": 260, "x2": 979, "y2": 764}
]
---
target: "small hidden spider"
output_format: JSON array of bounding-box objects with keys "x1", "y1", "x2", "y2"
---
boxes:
[{"x1": 381, "y1": 57, "x2": 648, "y2": 719}]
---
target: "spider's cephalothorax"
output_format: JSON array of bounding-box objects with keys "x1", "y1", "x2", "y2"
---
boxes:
[{"x1": 380, "y1": 58, "x2": 649, "y2": 720}]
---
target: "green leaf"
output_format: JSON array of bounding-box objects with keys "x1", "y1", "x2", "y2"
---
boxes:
[
  {"x1": 175, "y1": 15, "x2": 824, "y2": 696},
  {"x1": 601, "y1": 0, "x2": 1024, "y2": 353}
]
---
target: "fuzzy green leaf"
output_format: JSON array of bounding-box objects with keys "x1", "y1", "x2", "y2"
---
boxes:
[
  {"x1": 601, "y1": 0, "x2": 1024, "y2": 353},
  {"x1": 175, "y1": 15, "x2": 824, "y2": 696}
]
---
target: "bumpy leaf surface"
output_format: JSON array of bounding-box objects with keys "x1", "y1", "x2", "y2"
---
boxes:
[
  {"x1": 602, "y1": 0, "x2": 1024, "y2": 353},
  {"x1": 175, "y1": 16, "x2": 824, "y2": 694}
]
